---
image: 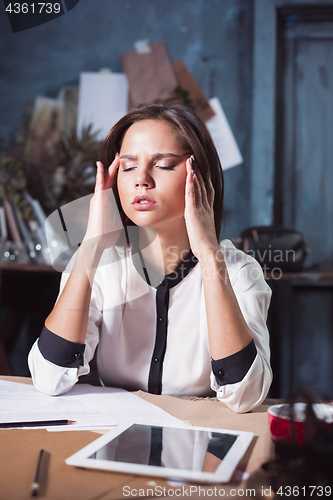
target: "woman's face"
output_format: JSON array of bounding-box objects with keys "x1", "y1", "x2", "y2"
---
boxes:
[{"x1": 117, "y1": 119, "x2": 190, "y2": 230}]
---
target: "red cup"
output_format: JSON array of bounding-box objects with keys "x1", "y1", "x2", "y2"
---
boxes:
[{"x1": 268, "y1": 403, "x2": 333, "y2": 446}]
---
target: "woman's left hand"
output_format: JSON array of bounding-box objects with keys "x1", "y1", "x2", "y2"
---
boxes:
[{"x1": 184, "y1": 156, "x2": 219, "y2": 260}]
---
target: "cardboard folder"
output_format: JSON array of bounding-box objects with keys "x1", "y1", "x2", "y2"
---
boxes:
[
  {"x1": 121, "y1": 41, "x2": 178, "y2": 108},
  {"x1": 172, "y1": 59, "x2": 215, "y2": 122}
]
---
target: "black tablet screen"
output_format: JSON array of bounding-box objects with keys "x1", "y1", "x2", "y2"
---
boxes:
[{"x1": 89, "y1": 424, "x2": 238, "y2": 472}]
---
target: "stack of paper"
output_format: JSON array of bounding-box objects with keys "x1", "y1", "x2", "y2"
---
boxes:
[{"x1": 0, "y1": 380, "x2": 185, "y2": 431}]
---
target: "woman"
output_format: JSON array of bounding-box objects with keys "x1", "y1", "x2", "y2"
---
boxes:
[{"x1": 28, "y1": 103, "x2": 272, "y2": 413}]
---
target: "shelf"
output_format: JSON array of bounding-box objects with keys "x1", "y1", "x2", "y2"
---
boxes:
[{"x1": 0, "y1": 263, "x2": 56, "y2": 273}]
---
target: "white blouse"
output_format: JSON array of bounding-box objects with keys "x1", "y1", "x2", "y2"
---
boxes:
[{"x1": 28, "y1": 239, "x2": 272, "y2": 413}]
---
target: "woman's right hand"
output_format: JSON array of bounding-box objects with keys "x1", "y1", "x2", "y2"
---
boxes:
[{"x1": 83, "y1": 154, "x2": 123, "y2": 249}]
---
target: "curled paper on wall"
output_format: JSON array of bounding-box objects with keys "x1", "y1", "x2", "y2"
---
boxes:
[
  {"x1": 172, "y1": 60, "x2": 215, "y2": 122},
  {"x1": 206, "y1": 97, "x2": 243, "y2": 170}
]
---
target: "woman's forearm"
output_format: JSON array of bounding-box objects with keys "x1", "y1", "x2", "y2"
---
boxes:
[
  {"x1": 45, "y1": 239, "x2": 104, "y2": 344},
  {"x1": 44, "y1": 158, "x2": 120, "y2": 345},
  {"x1": 200, "y1": 247, "x2": 253, "y2": 360}
]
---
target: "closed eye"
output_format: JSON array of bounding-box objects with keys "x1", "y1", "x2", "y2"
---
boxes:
[
  {"x1": 121, "y1": 165, "x2": 176, "y2": 172},
  {"x1": 121, "y1": 166, "x2": 136, "y2": 172}
]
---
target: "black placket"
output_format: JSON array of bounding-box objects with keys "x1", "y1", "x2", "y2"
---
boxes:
[
  {"x1": 130, "y1": 232, "x2": 198, "y2": 395},
  {"x1": 148, "y1": 277, "x2": 170, "y2": 394},
  {"x1": 146, "y1": 254, "x2": 198, "y2": 395}
]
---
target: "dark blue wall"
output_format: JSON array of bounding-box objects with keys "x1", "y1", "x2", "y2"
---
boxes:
[{"x1": 0, "y1": 0, "x2": 254, "y2": 239}]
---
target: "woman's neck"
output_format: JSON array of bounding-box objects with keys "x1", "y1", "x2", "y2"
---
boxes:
[{"x1": 139, "y1": 220, "x2": 191, "y2": 276}]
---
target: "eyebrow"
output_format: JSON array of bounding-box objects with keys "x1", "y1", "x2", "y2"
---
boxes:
[{"x1": 119, "y1": 153, "x2": 182, "y2": 160}]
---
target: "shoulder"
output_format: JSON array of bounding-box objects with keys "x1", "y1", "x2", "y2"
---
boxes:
[{"x1": 219, "y1": 238, "x2": 259, "y2": 271}]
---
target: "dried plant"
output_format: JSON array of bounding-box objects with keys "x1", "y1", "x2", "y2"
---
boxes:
[{"x1": 0, "y1": 102, "x2": 102, "y2": 216}]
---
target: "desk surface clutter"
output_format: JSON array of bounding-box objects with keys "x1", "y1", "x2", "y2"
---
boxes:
[{"x1": 0, "y1": 376, "x2": 275, "y2": 500}]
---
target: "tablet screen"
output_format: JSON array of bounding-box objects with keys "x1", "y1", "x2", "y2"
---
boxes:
[{"x1": 88, "y1": 424, "x2": 238, "y2": 473}]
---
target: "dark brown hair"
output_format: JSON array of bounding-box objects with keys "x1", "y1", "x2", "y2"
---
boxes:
[{"x1": 100, "y1": 103, "x2": 224, "y2": 239}]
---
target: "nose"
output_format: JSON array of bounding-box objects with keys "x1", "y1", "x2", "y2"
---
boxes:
[{"x1": 135, "y1": 165, "x2": 154, "y2": 188}]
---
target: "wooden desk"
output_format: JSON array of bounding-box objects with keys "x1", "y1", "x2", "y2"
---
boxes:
[{"x1": 0, "y1": 377, "x2": 275, "y2": 500}]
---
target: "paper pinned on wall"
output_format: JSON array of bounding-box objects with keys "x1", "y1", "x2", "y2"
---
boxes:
[
  {"x1": 206, "y1": 97, "x2": 243, "y2": 170},
  {"x1": 76, "y1": 71, "x2": 129, "y2": 142},
  {"x1": 121, "y1": 41, "x2": 178, "y2": 108}
]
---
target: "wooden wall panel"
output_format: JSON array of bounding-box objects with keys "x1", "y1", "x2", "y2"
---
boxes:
[
  {"x1": 294, "y1": 36, "x2": 333, "y2": 265},
  {"x1": 280, "y1": 21, "x2": 333, "y2": 266}
]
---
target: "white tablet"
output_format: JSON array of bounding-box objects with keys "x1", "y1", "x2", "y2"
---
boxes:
[{"x1": 66, "y1": 422, "x2": 253, "y2": 483}]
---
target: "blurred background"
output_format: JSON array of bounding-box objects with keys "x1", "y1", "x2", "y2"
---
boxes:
[{"x1": 0, "y1": 0, "x2": 333, "y2": 398}]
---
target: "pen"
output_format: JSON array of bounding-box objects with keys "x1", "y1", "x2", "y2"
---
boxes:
[
  {"x1": 30, "y1": 449, "x2": 45, "y2": 497},
  {"x1": 0, "y1": 419, "x2": 75, "y2": 428}
]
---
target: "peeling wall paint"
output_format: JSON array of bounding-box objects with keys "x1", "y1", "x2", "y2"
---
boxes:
[{"x1": 0, "y1": 0, "x2": 253, "y2": 238}]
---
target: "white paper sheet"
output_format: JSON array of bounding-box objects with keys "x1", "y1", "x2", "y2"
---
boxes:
[
  {"x1": 0, "y1": 381, "x2": 185, "y2": 431},
  {"x1": 0, "y1": 380, "x2": 117, "y2": 429},
  {"x1": 76, "y1": 71, "x2": 129, "y2": 141},
  {"x1": 206, "y1": 97, "x2": 243, "y2": 170},
  {"x1": 55, "y1": 384, "x2": 186, "y2": 431}
]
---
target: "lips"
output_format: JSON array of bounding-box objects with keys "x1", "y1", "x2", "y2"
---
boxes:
[{"x1": 132, "y1": 194, "x2": 157, "y2": 211}]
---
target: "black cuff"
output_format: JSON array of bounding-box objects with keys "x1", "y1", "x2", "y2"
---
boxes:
[
  {"x1": 38, "y1": 325, "x2": 85, "y2": 368},
  {"x1": 211, "y1": 339, "x2": 257, "y2": 386}
]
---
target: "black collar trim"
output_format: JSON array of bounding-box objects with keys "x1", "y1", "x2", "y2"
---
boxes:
[{"x1": 127, "y1": 226, "x2": 198, "y2": 289}]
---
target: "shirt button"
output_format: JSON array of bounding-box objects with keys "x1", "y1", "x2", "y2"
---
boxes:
[
  {"x1": 154, "y1": 358, "x2": 159, "y2": 362},
  {"x1": 74, "y1": 353, "x2": 81, "y2": 359},
  {"x1": 218, "y1": 370, "x2": 225, "y2": 377},
  {"x1": 159, "y1": 317, "x2": 164, "y2": 323}
]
